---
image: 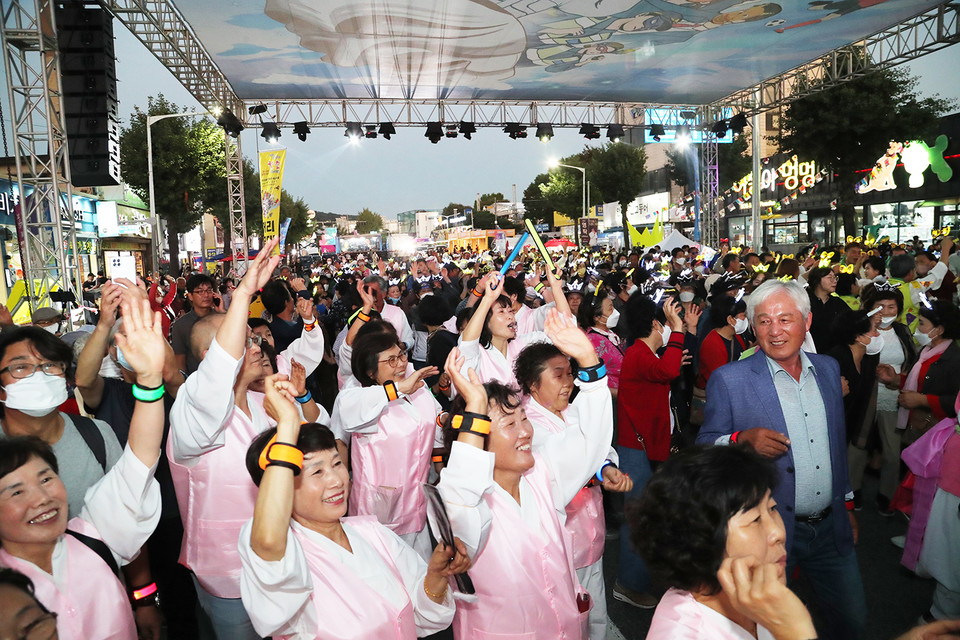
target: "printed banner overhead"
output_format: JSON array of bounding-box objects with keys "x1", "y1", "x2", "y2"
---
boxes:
[
  {"x1": 173, "y1": 0, "x2": 942, "y2": 104},
  {"x1": 259, "y1": 149, "x2": 285, "y2": 255}
]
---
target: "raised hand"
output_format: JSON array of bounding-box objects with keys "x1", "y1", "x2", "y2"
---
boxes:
[
  {"x1": 97, "y1": 282, "x2": 124, "y2": 328},
  {"x1": 262, "y1": 373, "x2": 300, "y2": 426},
  {"x1": 236, "y1": 238, "x2": 282, "y2": 298},
  {"x1": 684, "y1": 303, "x2": 702, "y2": 333},
  {"x1": 289, "y1": 359, "x2": 307, "y2": 397},
  {"x1": 717, "y1": 556, "x2": 816, "y2": 640},
  {"x1": 444, "y1": 348, "x2": 487, "y2": 412},
  {"x1": 397, "y1": 366, "x2": 439, "y2": 395},
  {"x1": 295, "y1": 297, "x2": 315, "y2": 322},
  {"x1": 483, "y1": 273, "x2": 504, "y2": 301},
  {"x1": 544, "y1": 309, "x2": 598, "y2": 368},
  {"x1": 114, "y1": 298, "x2": 166, "y2": 381},
  {"x1": 288, "y1": 277, "x2": 306, "y2": 292},
  {"x1": 356, "y1": 280, "x2": 377, "y2": 310},
  {"x1": 663, "y1": 298, "x2": 684, "y2": 331}
]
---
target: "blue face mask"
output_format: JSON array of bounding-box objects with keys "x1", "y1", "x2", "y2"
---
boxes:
[
  {"x1": 116, "y1": 346, "x2": 133, "y2": 371},
  {"x1": 388, "y1": 297, "x2": 401, "y2": 305}
]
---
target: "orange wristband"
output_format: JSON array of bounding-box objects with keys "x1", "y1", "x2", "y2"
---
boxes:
[
  {"x1": 258, "y1": 433, "x2": 304, "y2": 475},
  {"x1": 384, "y1": 381, "x2": 399, "y2": 402},
  {"x1": 451, "y1": 412, "x2": 491, "y2": 436}
]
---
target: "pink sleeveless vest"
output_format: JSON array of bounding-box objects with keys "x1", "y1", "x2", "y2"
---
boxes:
[
  {"x1": 349, "y1": 385, "x2": 437, "y2": 536},
  {"x1": 168, "y1": 404, "x2": 263, "y2": 598},
  {"x1": 471, "y1": 340, "x2": 528, "y2": 387},
  {"x1": 453, "y1": 455, "x2": 590, "y2": 640},
  {"x1": 279, "y1": 517, "x2": 417, "y2": 639},
  {"x1": 524, "y1": 399, "x2": 606, "y2": 569},
  {"x1": 0, "y1": 518, "x2": 136, "y2": 640}
]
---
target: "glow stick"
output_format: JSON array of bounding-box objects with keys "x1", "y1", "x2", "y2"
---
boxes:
[
  {"x1": 500, "y1": 232, "x2": 529, "y2": 276},
  {"x1": 524, "y1": 219, "x2": 556, "y2": 272}
]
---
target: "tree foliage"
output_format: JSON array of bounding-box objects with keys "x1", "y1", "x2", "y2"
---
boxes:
[
  {"x1": 777, "y1": 63, "x2": 953, "y2": 236},
  {"x1": 119, "y1": 94, "x2": 226, "y2": 270},
  {"x1": 522, "y1": 174, "x2": 552, "y2": 223},
  {"x1": 355, "y1": 208, "x2": 384, "y2": 234},
  {"x1": 585, "y1": 142, "x2": 647, "y2": 208}
]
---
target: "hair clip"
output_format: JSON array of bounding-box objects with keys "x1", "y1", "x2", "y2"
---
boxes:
[
  {"x1": 754, "y1": 263, "x2": 770, "y2": 273},
  {"x1": 839, "y1": 264, "x2": 855, "y2": 274},
  {"x1": 872, "y1": 281, "x2": 898, "y2": 293}
]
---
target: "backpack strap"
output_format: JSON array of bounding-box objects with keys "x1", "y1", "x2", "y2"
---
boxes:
[
  {"x1": 70, "y1": 415, "x2": 107, "y2": 473},
  {"x1": 65, "y1": 529, "x2": 122, "y2": 581}
]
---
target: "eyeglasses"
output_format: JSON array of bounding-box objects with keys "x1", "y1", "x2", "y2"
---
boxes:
[
  {"x1": 190, "y1": 287, "x2": 215, "y2": 295},
  {"x1": 378, "y1": 351, "x2": 408, "y2": 368},
  {"x1": 0, "y1": 362, "x2": 66, "y2": 379},
  {"x1": 246, "y1": 334, "x2": 263, "y2": 348}
]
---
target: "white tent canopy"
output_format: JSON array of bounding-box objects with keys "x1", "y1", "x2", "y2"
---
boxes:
[{"x1": 653, "y1": 229, "x2": 698, "y2": 253}]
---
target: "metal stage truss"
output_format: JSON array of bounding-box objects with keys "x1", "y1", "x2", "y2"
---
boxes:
[
  {"x1": 1, "y1": 0, "x2": 81, "y2": 325},
  {"x1": 2, "y1": 0, "x2": 958, "y2": 311}
]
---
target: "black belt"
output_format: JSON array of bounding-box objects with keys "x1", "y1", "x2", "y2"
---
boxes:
[{"x1": 795, "y1": 505, "x2": 832, "y2": 523}]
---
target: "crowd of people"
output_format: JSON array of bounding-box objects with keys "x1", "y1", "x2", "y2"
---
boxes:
[{"x1": 1, "y1": 231, "x2": 960, "y2": 640}]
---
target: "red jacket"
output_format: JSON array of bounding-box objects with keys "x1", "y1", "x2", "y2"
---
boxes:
[{"x1": 616, "y1": 332, "x2": 684, "y2": 461}]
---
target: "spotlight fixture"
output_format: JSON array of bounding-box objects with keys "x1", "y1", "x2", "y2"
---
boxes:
[
  {"x1": 364, "y1": 125, "x2": 378, "y2": 139},
  {"x1": 606, "y1": 124, "x2": 625, "y2": 142},
  {"x1": 260, "y1": 122, "x2": 281, "y2": 143},
  {"x1": 728, "y1": 113, "x2": 748, "y2": 134},
  {"x1": 536, "y1": 123, "x2": 554, "y2": 142},
  {"x1": 579, "y1": 123, "x2": 600, "y2": 140},
  {"x1": 217, "y1": 110, "x2": 244, "y2": 138},
  {"x1": 247, "y1": 104, "x2": 267, "y2": 116},
  {"x1": 503, "y1": 123, "x2": 527, "y2": 140},
  {"x1": 710, "y1": 120, "x2": 729, "y2": 137},
  {"x1": 344, "y1": 122, "x2": 362, "y2": 140},
  {"x1": 445, "y1": 125, "x2": 458, "y2": 139},
  {"x1": 649, "y1": 124, "x2": 665, "y2": 142},
  {"x1": 425, "y1": 122, "x2": 444, "y2": 143},
  {"x1": 679, "y1": 110, "x2": 697, "y2": 120},
  {"x1": 379, "y1": 122, "x2": 396, "y2": 140},
  {"x1": 459, "y1": 121, "x2": 476, "y2": 140},
  {"x1": 293, "y1": 121, "x2": 310, "y2": 142}
]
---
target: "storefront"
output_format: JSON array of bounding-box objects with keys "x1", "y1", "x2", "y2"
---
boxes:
[
  {"x1": 96, "y1": 198, "x2": 154, "y2": 276},
  {"x1": 721, "y1": 112, "x2": 960, "y2": 248}
]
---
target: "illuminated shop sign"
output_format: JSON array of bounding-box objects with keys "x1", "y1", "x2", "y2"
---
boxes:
[
  {"x1": 731, "y1": 156, "x2": 821, "y2": 199},
  {"x1": 856, "y1": 135, "x2": 953, "y2": 193}
]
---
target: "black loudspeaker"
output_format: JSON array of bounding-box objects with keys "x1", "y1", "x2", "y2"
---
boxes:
[{"x1": 57, "y1": 5, "x2": 121, "y2": 187}]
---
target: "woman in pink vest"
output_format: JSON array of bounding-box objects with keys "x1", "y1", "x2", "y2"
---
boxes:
[
  {"x1": 439, "y1": 308, "x2": 613, "y2": 640},
  {"x1": 514, "y1": 341, "x2": 633, "y2": 640},
  {"x1": 457, "y1": 273, "x2": 553, "y2": 387},
  {"x1": 331, "y1": 316, "x2": 442, "y2": 558},
  {"x1": 238, "y1": 374, "x2": 469, "y2": 639},
  {"x1": 0, "y1": 297, "x2": 167, "y2": 639}
]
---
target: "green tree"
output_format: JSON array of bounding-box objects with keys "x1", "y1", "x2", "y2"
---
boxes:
[
  {"x1": 777, "y1": 62, "x2": 952, "y2": 237},
  {"x1": 279, "y1": 192, "x2": 314, "y2": 250},
  {"x1": 355, "y1": 208, "x2": 384, "y2": 234},
  {"x1": 441, "y1": 202, "x2": 467, "y2": 218},
  {"x1": 522, "y1": 174, "x2": 553, "y2": 223},
  {"x1": 584, "y1": 142, "x2": 647, "y2": 248},
  {"x1": 119, "y1": 94, "x2": 226, "y2": 271},
  {"x1": 665, "y1": 134, "x2": 751, "y2": 189}
]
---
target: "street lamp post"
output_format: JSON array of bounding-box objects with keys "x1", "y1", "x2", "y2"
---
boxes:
[
  {"x1": 147, "y1": 111, "x2": 208, "y2": 275},
  {"x1": 549, "y1": 161, "x2": 585, "y2": 246}
]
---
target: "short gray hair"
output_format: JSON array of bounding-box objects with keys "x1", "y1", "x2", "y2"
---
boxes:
[
  {"x1": 746, "y1": 279, "x2": 810, "y2": 325},
  {"x1": 363, "y1": 274, "x2": 388, "y2": 291}
]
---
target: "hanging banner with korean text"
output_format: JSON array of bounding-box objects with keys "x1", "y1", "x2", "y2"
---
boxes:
[{"x1": 259, "y1": 149, "x2": 286, "y2": 255}]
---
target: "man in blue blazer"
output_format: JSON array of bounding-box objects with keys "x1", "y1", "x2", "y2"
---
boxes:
[{"x1": 697, "y1": 279, "x2": 866, "y2": 640}]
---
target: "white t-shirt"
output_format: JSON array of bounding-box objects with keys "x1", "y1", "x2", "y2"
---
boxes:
[{"x1": 877, "y1": 327, "x2": 905, "y2": 412}]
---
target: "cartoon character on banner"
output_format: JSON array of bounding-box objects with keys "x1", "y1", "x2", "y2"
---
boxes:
[{"x1": 856, "y1": 141, "x2": 903, "y2": 194}]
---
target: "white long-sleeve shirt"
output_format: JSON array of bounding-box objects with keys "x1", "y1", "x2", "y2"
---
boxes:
[{"x1": 238, "y1": 519, "x2": 454, "y2": 638}]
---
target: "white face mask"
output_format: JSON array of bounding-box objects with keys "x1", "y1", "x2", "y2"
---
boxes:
[
  {"x1": 914, "y1": 327, "x2": 933, "y2": 347},
  {"x1": 676, "y1": 257, "x2": 687, "y2": 266},
  {"x1": 694, "y1": 265, "x2": 705, "y2": 274},
  {"x1": 42, "y1": 324, "x2": 59, "y2": 335},
  {"x1": 627, "y1": 284, "x2": 638, "y2": 296},
  {"x1": 734, "y1": 317, "x2": 749, "y2": 335},
  {"x1": 862, "y1": 334, "x2": 884, "y2": 355},
  {"x1": 879, "y1": 315, "x2": 896, "y2": 328},
  {"x1": 679, "y1": 291, "x2": 695, "y2": 303},
  {"x1": 604, "y1": 308, "x2": 620, "y2": 329},
  {"x1": 1, "y1": 372, "x2": 68, "y2": 417},
  {"x1": 660, "y1": 323, "x2": 672, "y2": 345}
]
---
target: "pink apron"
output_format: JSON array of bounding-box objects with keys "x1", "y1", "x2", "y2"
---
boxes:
[
  {"x1": 349, "y1": 385, "x2": 437, "y2": 536},
  {"x1": 0, "y1": 518, "x2": 136, "y2": 640},
  {"x1": 453, "y1": 455, "x2": 590, "y2": 640},
  {"x1": 167, "y1": 405, "x2": 262, "y2": 597},
  {"x1": 524, "y1": 399, "x2": 606, "y2": 569},
  {"x1": 281, "y1": 516, "x2": 417, "y2": 639}
]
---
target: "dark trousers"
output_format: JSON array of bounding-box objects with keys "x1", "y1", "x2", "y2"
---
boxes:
[{"x1": 788, "y1": 511, "x2": 867, "y2": 640}]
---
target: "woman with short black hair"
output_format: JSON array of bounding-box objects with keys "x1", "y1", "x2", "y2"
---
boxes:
[{"x1": 807, "y1": 266, "x2": 849, "y2": 353}]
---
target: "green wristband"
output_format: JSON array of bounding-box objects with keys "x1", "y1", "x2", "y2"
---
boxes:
[{"x1": 132, "y1": 383, "x2": 165, "y2": 403}]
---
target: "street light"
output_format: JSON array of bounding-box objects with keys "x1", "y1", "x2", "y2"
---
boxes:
[
  {"x1": 147, "y1": 110, "x2": 209, "y2": 274},
  {"x1": 548, "y1": 159, "x2": 586, "y2": 245}
]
